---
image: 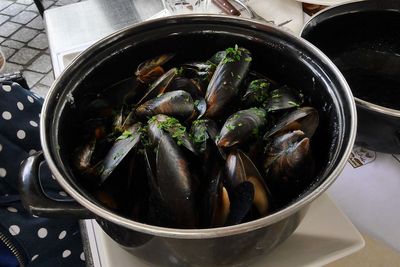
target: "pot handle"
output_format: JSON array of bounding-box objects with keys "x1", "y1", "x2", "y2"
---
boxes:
[{"x1": 19, "y1": 151, "x2": 94, "y2": 219}]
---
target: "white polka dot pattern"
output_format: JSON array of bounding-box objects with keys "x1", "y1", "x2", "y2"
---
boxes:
[
  {"x1": 38, "y1": 228, "x2": 48, "y2": 238},
  {"x1": 0, "y1": 83, "x2": 87, "y2": 266},
  {"x1": 2, "y1": 85, "x2": 11, "y2": 92},
  {"x1": 7, "y1": 207, "x2": 17, "y2": 213},
  {"x1": 0, "y1": 168, "x2": 6, "y2": 177},
  {"x1": 17, "y1": 102, "x2": 24, "y2": 111},
  {"x1": 62, "y1": 250, "x2": 71, "y2": 258},
  {"x1": 58, "y1": 230, "x2": 67, "y2": 240},
  {"x1": 17, "y1": 130, "x2": 26, "y2": 139},
  {"x1": 29, "y1": 120, "x2": 38, "y2": 127},
  {"x1": 9, "y1": 225, "x2": 20, "y2": 236},
  {"x1": 2, "y1": 111, "x2": 12, "y2": 120}
]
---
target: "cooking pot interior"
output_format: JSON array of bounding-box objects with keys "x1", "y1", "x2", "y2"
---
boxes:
[
  {"x1": 301, "y1": 2, "x2": 400, "y2": 110},
  {"x1": 46, "y1": 19, "x2": 350, "y2": 224}
]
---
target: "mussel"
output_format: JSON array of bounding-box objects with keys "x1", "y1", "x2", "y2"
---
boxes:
[
  {"x1": 71, "y1": 45, "x2": 320, "y2": 230},
  {"x1": 264, "y1": 130, "x2": 314, "y2": 188},
  {"x1": 136, "y1": 90, "x2": 197, "y2": 121},
  {"x1": 264, "y1": 85, "x2": 304, "y2": 113},
  {"x1": 145, "y1": 134, "x2": 198, "y2": 228},
  {"x1": 264, "y1": 107, "x2": 319, "y2": 139},
  {"x1": 96, "y1": 122, "x2": 143, "y2": 184},
  {"x1": 226, "y1": 150, "x2": 271, "y2": 222},
  {"x1": 135, "y1": 54, "x2": 174, "y2": 84},
  {"x1": 205, "y1": 46, "x2": 252, "y2": 118},
  {"x1": 242, "y1": 79, "x2": 271, "y2": 107},
  {"x1": 137, "y1": 68, "x2": 178, "y2": 105},
  {"x1": 147, "y1": 114, "x2": 198, "y2": 155},
  {"x1": 217, "y1": 108, "x2": 267, "y2": 150}
]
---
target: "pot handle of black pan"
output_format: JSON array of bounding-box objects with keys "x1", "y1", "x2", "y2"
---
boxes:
[{"x1": 19, "y1": 151, "x2": 94, "y2": 219}]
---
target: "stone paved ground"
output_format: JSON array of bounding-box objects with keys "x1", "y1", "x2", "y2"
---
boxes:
[{"x1": 0, "y1": 0, "x2": 83, "y2": 97}]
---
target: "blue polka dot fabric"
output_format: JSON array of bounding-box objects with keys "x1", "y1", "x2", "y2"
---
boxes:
[{"x1": 0, "y1": 82, "x2": 85, "y2": 267}]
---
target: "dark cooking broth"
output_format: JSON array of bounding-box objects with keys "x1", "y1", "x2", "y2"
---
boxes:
[
  {"x1": 341, "y1": 68, "x2": 400, "y2": 110},
  {"x1": 332, "y1": 45, "x2": 400, "y2": 109},
  {"x1": 302, "y1": 9, "x2": 400, "y2": 110}
]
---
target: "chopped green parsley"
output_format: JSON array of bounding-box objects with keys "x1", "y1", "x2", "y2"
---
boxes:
[{"x1": 116, "y1": 130, "x2": 133, "y2": 141}]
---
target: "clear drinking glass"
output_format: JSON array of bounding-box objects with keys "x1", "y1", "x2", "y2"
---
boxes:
[{"x1": 163, "y1": 0, "x2": 210, "y2": 15}]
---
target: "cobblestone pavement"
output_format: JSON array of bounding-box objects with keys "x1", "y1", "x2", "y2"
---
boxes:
[{"x1": 0, "y1": 0, "x2": 83, "y2": 97}]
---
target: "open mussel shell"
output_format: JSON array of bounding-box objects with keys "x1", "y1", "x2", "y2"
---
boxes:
[
  {"x1": 136, "y1": 67, "x2": 177, "y2": 106},
  {"x1": 205, "y1": 47, "x2": 252, "y2": 118},
  {"x1": 225, "y1": 150, "x2": 271, "y2": 218},
  {"x1": 264, "y1": 85, "x2": 304, "y2": 112},
  {"x1": 201, "y1": 171, "x2": 230, "y2": 228},
  {"x1": 96, "y1": 122, "x2": 143, "y2": 184},
  {"x1": 136, "y1": 90, "x2": 197, "y2": 121},
  {"x1": 264, "y1": 107, "x2": 319, "y2": 139},
  {"x1": 225, "y1": 181, "x2": 254, "y2": 226},
  {"x1": 217, "y1": 108, "x2": 267, "y2": 150},
  {"x1": 135, "y1": 53, "x2": 174, "y2": 84},
  {"x1": 264, "y1": 130, "x2": 313, "y2": 187}
]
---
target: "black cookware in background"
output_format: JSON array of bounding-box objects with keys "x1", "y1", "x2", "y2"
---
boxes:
[{"x1": 301, "y1": 0, "x2": 400, "y2": 154}]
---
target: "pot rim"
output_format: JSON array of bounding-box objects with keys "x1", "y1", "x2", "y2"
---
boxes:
[
  {"x1": 301, "y1": 0, "x2": 400, "y2": 118},
  {"x1": 41, "y1": 14, "x2": 357, "y2": 239}
]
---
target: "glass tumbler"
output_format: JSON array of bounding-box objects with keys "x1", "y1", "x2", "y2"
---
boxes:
[{"x1": 163, "y1": 0, "x2": 210, "y2": 14}]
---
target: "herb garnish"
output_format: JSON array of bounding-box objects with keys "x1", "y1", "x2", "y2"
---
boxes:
[
  {"x1": 249, "y1": 107, "x2": 267, "y2": 118},
  {"x1": 225, "y1": 124, "x2": 236, "y2": 131},
  {"x1": 154, "y1": 116, "x2": 187, "y2": 146},
  {"x1": 116, "y1": 130, "x2": 133, "y2": 141},
  {"x1": 223, "y1": 45, "x2": 243, "y2": 64},
  {"x1": 288, "y1": 101, "x2": 300, "y2": 107}
]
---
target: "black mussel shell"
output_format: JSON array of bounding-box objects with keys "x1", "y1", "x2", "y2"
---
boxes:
[
  {"x1": 155, "y1": 135, "x2": 198, "y2": 228},
  {"x1": 225, "y1": 181, "x2": 254, "y2": 226},
  {"x1": 135, "y1": 54, "x2": 174, "y2": 84},
  {"x1": 264, "y1": 85, "x2": 304, "y2": 113},
  {"x1": 242, "y1": 79, "x2": 271, "y2": 107},
  {"x1": 136, "y1": 90, "x2": 197, "y2": 121},
  {"x1": 96, "y1": 123, "x2": 143, "y2": 184},
  {"x1": 264, "y1": 107, "x2": 319, "y2": 139},
  {"x1": 137, "y1": 68, "x2": 178, "y2": 106},
  {"x1": 147, "y1": 114, "x2": 198, "y2": 155},
  {"x1": 226, "y1": 150, "x2": 271, "y2": 216},
  {"x1": 218, "y1": 108, "x2": 267, "y2": 150},
  {"x1": 205, "y1": 46, "x2": 252, "y2": 118}
]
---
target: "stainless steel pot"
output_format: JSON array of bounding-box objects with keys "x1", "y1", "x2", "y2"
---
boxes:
[{"x1": 19, "y1": 15, "x2": 356, "y2": 266}]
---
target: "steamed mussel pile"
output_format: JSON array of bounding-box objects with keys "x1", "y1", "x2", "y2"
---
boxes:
[{"x1": 72, "y1": 45, "x2": 319, "y2": 229}]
